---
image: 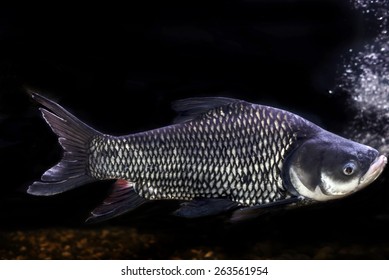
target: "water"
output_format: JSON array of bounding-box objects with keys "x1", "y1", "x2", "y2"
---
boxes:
[
  {"x1": 2, "y1": 1, "x2": 389, "y2": 261},
  {"x1": 335, "y1": 0, "x2": 389, "y2": 154}
]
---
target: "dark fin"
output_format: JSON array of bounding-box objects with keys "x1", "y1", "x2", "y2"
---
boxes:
[
  {"x1": 173, "y1": 198, "x2": 239, "y2": 218},
  {"x1": 27, "y1": 91, "x2": 100, "y2": 196},
  {"x1": 230, "y1": 197, "x2": 301, "y2": 222},
  {"x1": 172, "y1": 97, "x2": 242, "y2": 123},
  {"x1": 86, "y1": 179, "x2": 148, "y2": 223}
]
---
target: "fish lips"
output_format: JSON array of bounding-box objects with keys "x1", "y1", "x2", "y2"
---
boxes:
[{"x1": 359, "y1": 154, "x2": 387, "y2": 188}]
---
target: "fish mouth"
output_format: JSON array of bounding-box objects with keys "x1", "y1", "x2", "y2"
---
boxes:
[{"x1": 359, "y1": 155, "x2": 387, "y2": 188}]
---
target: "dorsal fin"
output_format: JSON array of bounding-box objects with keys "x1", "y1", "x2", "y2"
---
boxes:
[{"x1": 172, "y1": 97, "x2": 241, "y2": 123}]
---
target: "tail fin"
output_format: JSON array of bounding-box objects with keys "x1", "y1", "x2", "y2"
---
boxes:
[{"x1": 28, "y1": 91, "x2": 100, "y2": 196}]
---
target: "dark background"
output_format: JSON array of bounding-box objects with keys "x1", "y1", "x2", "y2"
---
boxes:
[{"x1": 0, "y1": 1, "x2": 389, "y2": 259}]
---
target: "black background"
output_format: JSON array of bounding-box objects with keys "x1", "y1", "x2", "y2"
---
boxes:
[{"x1": 0, "y1": 1, "x2": 388, "y2": 259}]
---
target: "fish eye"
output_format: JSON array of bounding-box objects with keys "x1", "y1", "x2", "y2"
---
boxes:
[{"x1": 343, "y1": 162, "x2": 356, "y2": 176}]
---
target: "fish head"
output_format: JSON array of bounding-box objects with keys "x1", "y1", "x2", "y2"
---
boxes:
[{"x1": 285, "y1": 132, "x2": 387, "y2": 201}]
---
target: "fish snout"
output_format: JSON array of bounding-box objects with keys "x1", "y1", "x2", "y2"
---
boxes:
[
  {"x1": 358, "y1": 148, "x2": 379, "y2": 164},
  {"x1": 358, "y1": 154, "x2": 387, "y2": 189},
  {"x1": 367, "y1": 149, "x2": 379, "y2": 163}
]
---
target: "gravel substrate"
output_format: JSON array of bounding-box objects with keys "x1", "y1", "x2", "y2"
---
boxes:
[{"x1": 1, "y1": 225, "x2": 389, "y2": 260}]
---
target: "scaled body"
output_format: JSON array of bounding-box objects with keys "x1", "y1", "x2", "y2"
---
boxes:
[{"x1": 89, "y1": 100, "x2": 306, "y2": 206}]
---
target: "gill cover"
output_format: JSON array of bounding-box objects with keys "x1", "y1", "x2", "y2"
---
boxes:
[{"x1": 283, "y1": 136, "x2": 325, "y2": 200}]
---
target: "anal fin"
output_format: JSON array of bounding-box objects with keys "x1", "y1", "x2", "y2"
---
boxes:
[
  {"x1": 173, "y1": 198, "x2": 239, "y2": 218},
  {"x1": 86, "y1": 179, "x2": 147, "y2": 223}
]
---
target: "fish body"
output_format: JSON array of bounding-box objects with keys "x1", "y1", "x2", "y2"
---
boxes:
[
  {"x1": 89, "y1": 99, "x2": 305, "y2": 205},
  {"x1": 28, "y1": 93, "x2": 387, "y2": 222}
]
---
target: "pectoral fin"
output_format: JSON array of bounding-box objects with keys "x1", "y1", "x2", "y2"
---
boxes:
[{"x1": 230, "y1": 197, "x2": 301, "y2": 222}]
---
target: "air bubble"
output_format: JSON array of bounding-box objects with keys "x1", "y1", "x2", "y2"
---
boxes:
[{"x1": 334, "y1": 0, "x2": 389, "y2": 154}]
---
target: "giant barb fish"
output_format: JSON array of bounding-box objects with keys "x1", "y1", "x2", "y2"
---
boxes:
[{"x1": 27, "y1": 92, "x2": 387, "y2": 222}]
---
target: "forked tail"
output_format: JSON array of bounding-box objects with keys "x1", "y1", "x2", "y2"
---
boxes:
[{"x1": 27, "y1": 92, "x2": 100, "y2": 196}]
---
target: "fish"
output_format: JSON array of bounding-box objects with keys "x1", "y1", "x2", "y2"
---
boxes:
[{"x1": 27, "y1": 92, "x2": 387, "y2": 223}]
